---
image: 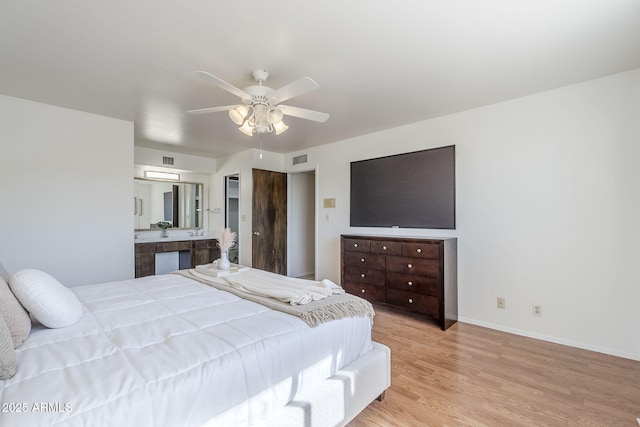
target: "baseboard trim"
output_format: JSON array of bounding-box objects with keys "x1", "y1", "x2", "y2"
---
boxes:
[{"x1": 458, "y1": 316, "x2": 640, "y2": 362}]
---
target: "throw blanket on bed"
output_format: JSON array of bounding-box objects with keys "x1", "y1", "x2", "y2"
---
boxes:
[
  {"x1": 175, "y1": 269, "x2": 375, "y2": 328},
  {"x1": 200, "y1": 267, "x2": 344, "y2": 305}
]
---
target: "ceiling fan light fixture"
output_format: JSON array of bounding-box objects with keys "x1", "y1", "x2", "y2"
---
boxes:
[
  {"x1": 268, "y1": 107, "x2": 284, "y2": 123},
  {"x1": 273, "y1": 120, "x2": 289, "y2": 135},
  {"x1": 254, "y1": 123, "x2": 270, "y2": 134},
  {"x1": 228, "y1": 105, "x2": 250, "y2": 125},
  {"x1": 250, "y1": 104, "x2": 271, "y2": 134},
  {"x1": 238, "y1": 121, "x2": 254, "y2": 136}
]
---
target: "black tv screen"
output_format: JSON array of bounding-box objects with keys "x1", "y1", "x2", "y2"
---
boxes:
[{"x1": 350, "y1": 145, "x2": 455, "y2": 229}]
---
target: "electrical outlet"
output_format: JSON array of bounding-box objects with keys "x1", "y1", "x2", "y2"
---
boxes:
[
  {"x1": 497, "y1": 297, "x2": 505, "y2": 309},
  {"x1": 533, "y1": 304, "x2": 542, "y2": 316}
]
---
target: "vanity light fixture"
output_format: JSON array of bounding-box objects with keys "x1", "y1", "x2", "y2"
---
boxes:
[{"x1": 144, "y1": 171, "x2": 180, "y2": 181}]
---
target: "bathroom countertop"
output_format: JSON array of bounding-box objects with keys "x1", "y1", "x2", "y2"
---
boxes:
[{"x1": 134, "y1": 235, "x2": 214, "y2": 243}]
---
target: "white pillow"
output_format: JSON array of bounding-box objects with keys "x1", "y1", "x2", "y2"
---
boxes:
[{"x1": 9, "y1": 269, "x2": 82, "y2": 328}]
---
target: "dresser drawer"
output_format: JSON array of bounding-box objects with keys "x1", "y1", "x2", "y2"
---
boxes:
[
  {"x1": 386, "y1": 272, "x2": 440, "y2": 296},
  {"x1": 342, "y1": 238, "x2": 371, "y2": 253},
  {"x1": 386, "y1": 256, "x2": 440, "y2": 278},
  {"x1": 344, "y1": 266, "x2": 385, "y2": 286},
  {"x1": 370, "y1": 240, "x2": 401, "y2": 255},
  {"x1": 343, "y1": 251, "x2": 385, "y2": 269},
  {"x1": 401, "y1": 242, "x2": 440, "y2": 259},
  {"x1": 192, "y1": 239, "x2": 216, "y2": 249},
  {"x1": 386, "y1": 289, "x2": 439, "y2": 315},
  {"x1": 156, "y1": 241, "x2": 191, "y2": 252},
  {"x1": 344, "y1": 281, "x2": 385, "y2": 303}
]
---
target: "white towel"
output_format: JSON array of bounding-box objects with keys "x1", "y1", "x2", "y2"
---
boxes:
[{"x1": 221, "y1": 269, "x2": 344, "y2": 305}]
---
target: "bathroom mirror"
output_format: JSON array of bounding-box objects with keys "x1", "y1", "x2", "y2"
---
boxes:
[{"x1": 134, "y1": 178, "x2": 203, "y2": 230}]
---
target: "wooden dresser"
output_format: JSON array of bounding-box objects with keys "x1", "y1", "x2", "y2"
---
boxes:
[{"x1": 341, "y1": 234, "x2": 457, "y2": 330}]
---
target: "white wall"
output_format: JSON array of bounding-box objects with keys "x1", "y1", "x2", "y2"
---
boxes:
[
  {"x1": 284, "y1": 69, "x2": 640, "y2": 360},
  {"x1": 0, "y1": 94, "x2": 134, "y2": 286}
]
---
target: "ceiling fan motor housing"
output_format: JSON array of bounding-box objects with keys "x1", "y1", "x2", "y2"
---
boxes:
[
  {"x1": 242, "y1": 84, "x2": 283, "y2": 134},
  {"x1": 243, "y1": 85, "x2": 274, "y2": 103}
]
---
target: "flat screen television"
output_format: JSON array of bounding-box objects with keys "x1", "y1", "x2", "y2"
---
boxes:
[{"x1": 350, "y1": 145, "x2": 455, "y2": 229}]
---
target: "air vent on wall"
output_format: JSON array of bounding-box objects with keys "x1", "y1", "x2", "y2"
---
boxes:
[
  {"x1": 162, "y1": 156, "x2": 175, "y2": 166},
  {"x1": 292, "y1": 154, "x2": 308, "y2": 165}
]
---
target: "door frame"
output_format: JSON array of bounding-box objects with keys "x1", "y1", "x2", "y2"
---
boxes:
[
  {"x1": 287, "y1": 166, "x2": 318, "y2": 279},
  {"x1": 223, "y1": 172, "x2": 241, "y2": 264}
]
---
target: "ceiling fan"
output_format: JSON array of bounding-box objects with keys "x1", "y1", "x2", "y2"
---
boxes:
[{"x1": 187, "y1": 69, "x2": 330, "y2": 136}]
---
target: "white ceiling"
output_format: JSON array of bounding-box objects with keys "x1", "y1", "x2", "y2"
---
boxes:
[{"x1": 1, "y1": 1, "x2": 639, "y2": 159}]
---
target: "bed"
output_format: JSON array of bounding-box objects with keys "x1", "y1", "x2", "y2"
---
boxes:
[{"x1": 0, "y1": 266, "x2": 390, "y2": 427}]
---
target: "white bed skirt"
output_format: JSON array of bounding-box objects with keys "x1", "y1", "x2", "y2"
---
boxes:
[{"x1": 255, "y1": 342, "x2": 391, "y2": 427}]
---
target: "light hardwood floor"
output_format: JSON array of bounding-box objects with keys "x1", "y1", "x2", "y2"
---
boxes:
[{"x1": 349, "y1": 306, "x2": 640, "y2": 427}]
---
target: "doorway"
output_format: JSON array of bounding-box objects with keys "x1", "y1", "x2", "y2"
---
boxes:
[
  {"x1": 288, "y1": 170, "x2": 316, "y2": 279},
  {"x1": 224, "y1": 174, "x2": 240, "y2": 264},
  {"x1": 249, "y1": 168, "x2": 317, "y2": 278}
]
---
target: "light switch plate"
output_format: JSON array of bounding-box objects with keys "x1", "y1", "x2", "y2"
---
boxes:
[{"x1": 323, "y1": 198, "x2": 336, "y2": 208}]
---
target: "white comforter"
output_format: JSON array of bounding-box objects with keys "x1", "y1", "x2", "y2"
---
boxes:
[{"x1": 0, "y1": 274, "x2": 373, "y2": 427}]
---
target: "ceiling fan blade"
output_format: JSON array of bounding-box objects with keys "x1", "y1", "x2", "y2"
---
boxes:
[
  {"x1": 186, "y1": 105, "x2": 239, "y2": 115},
  {"x1": 195, "y1": 71, "x2": 252, "y2": 101},
  {"x1": 279, "y1": 105, "x2": 330, "y2": 123},
  {"x1": 269, "y1": 77, "x2": 319, "y2": 104}
]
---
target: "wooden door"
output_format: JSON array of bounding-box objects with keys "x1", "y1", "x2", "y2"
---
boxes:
[{"x1": 252, "y1": 168, "x2": 287, "y2": 274}]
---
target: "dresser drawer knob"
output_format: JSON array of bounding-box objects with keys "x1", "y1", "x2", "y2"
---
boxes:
[
  {"x1": 407, "y1": 263, "x2": 413, "y2": 269},
  {"x1": 417, "y1": 248, "x2": 422, "y2": 254},
  {"x1": 361, "y1": 258, "x2": 365, "y2": 262},
  {"x1": 361, "y1": 273, "x2": 365, "y2": 278},
  {"x1": 408, "y1": 281, "x2": 413, "y2": 286},
  {"x1": 354, "y1": 243, "x2": 358, "y2": 248},
  {"x1": 382, "y1": 245, "x2": 387, "y2": 250},
  {"x1": 408, "y1": 298, "x2": 413, "y2": 304},
  {"x1": 361, "y1": 289, "x2": 366, "y2": 294}
]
